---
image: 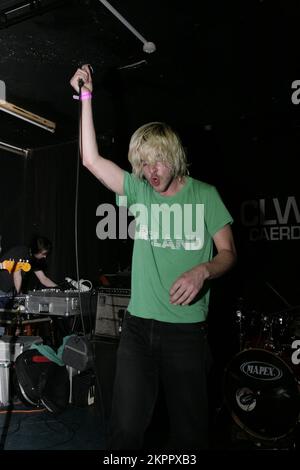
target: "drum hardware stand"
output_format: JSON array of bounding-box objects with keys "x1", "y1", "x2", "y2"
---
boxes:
[
  {"x1": 234, "y1": 298, "x2": 247, "y2": 352},
  {"x1": 235, "y1": 308, "x2": 245, "y2": 352},
  {"x1": 261, "y1": 314, "x2": 277, "y2": 350}
]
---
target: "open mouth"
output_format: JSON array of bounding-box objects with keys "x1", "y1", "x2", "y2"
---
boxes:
[{"x1": 150, "y1": 176, "x2": 160, "y2": 186}]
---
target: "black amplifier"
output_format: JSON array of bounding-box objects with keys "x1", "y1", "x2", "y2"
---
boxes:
[{"x1": 95, "y1": 288, "x2": 131, "y2": 338}]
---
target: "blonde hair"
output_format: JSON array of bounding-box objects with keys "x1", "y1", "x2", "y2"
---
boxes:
[{"x1": 128, "y1": 122, "x2": 188, "y2": 179}]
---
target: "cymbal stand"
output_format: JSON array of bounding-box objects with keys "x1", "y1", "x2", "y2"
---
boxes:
[{"x1": 235, "y1": 308, "x2": 245, "y2": 352}]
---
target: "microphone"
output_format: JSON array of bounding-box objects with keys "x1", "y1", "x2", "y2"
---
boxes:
[{"x1": 77, "y1": 64, "x2": 93, "y2": 90}]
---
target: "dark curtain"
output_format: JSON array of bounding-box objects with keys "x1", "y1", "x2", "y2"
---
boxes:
[
  {"x1": 0, "y1": 151, "x2": 28, "y2": 252},
  {"x1": 24, "y1": 139, "x2": 121, "y2": 286}
]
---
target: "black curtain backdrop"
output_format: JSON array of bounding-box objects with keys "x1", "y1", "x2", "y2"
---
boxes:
[
  {"x1": 26, "y1": 141, "x2": 78, "y2": 284},
  {"x1": 0, "y1": 151, "x2": 28, "y2": 251}
]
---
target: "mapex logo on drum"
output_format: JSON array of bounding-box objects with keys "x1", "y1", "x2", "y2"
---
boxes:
[{"x1": 240, "y1": 361, "x2": 283, "y2": 380}]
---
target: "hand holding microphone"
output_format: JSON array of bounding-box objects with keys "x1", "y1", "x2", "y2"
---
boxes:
[
  {"x1": 78, "y1": 78, "x2": 85, "y2": 89},
  {"x1": 70, "y1": 64, "x2": 93, "y2": 94}
]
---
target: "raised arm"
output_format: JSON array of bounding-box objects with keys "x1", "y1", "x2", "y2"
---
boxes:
[{"x1": 70, "y1": 65, "x2": 125, "y2": 195}]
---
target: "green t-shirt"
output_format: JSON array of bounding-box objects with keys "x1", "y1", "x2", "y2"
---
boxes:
[{"x1": 117, "y1": 172, "x2": 233, "y2": 323}]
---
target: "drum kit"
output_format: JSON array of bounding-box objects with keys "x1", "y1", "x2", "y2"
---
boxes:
[{"x1": 224, "y1": 301, "x2": 300, "y2": 442}]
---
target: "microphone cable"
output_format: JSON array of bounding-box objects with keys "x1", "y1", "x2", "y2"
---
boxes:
[
  {"x1": 74, "y1": 73, "x2": 108, "y2": 444},
  {"x1": 74, "y1": 79, "x2": 87, "y2": 338}
]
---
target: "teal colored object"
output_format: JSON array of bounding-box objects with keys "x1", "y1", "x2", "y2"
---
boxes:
[{"x1": 30, "y1": 335, "x2": 75, "y2": 366}]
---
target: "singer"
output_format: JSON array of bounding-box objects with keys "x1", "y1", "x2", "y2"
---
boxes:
[{"x1": 70, "y1": 64, "x2": 237, "y2": 450}]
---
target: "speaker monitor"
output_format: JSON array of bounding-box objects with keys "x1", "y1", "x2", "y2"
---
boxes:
[{"x1": 95, "y1": 288, "x2": 130, "y2": 338}]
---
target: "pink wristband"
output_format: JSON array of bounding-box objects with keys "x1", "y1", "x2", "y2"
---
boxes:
[
  {"x1": 79, "y1": 91, "x2": 92, "y2": 100},
  {"x1": 80, "y1": 92, "x2": 92, "y2": 100},
  {"x1": 72, "y1": 92, "x2": 92, "y2": 100}
]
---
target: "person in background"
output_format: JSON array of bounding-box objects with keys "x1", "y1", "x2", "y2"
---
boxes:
[
  {"x1": 70, "y1": 64, "x2": 237, "y2": 449},
  {"x1": 0, "y1": 235, "x2": 57, "y2": 297}
]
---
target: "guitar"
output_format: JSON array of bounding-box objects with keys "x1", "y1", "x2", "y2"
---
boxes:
[{"x1": 0, "y1": 259, "x2": 31, "y2": 273}]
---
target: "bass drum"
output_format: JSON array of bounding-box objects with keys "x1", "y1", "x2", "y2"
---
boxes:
[{"x1": 224, "y1": 348, "x2": 300, "y2": 440}]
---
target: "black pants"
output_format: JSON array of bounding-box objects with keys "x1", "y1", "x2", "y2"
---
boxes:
[{"x1": 108, "y1": 312, "x2": 212, "y2": 450}]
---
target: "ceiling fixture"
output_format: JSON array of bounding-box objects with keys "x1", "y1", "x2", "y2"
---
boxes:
[
  {"x1": 98, "y1": 0, "x2": 156, "y2": 54},
  {"x1": 0, "y1": 98, "x2": 56, "y2": 133}
]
